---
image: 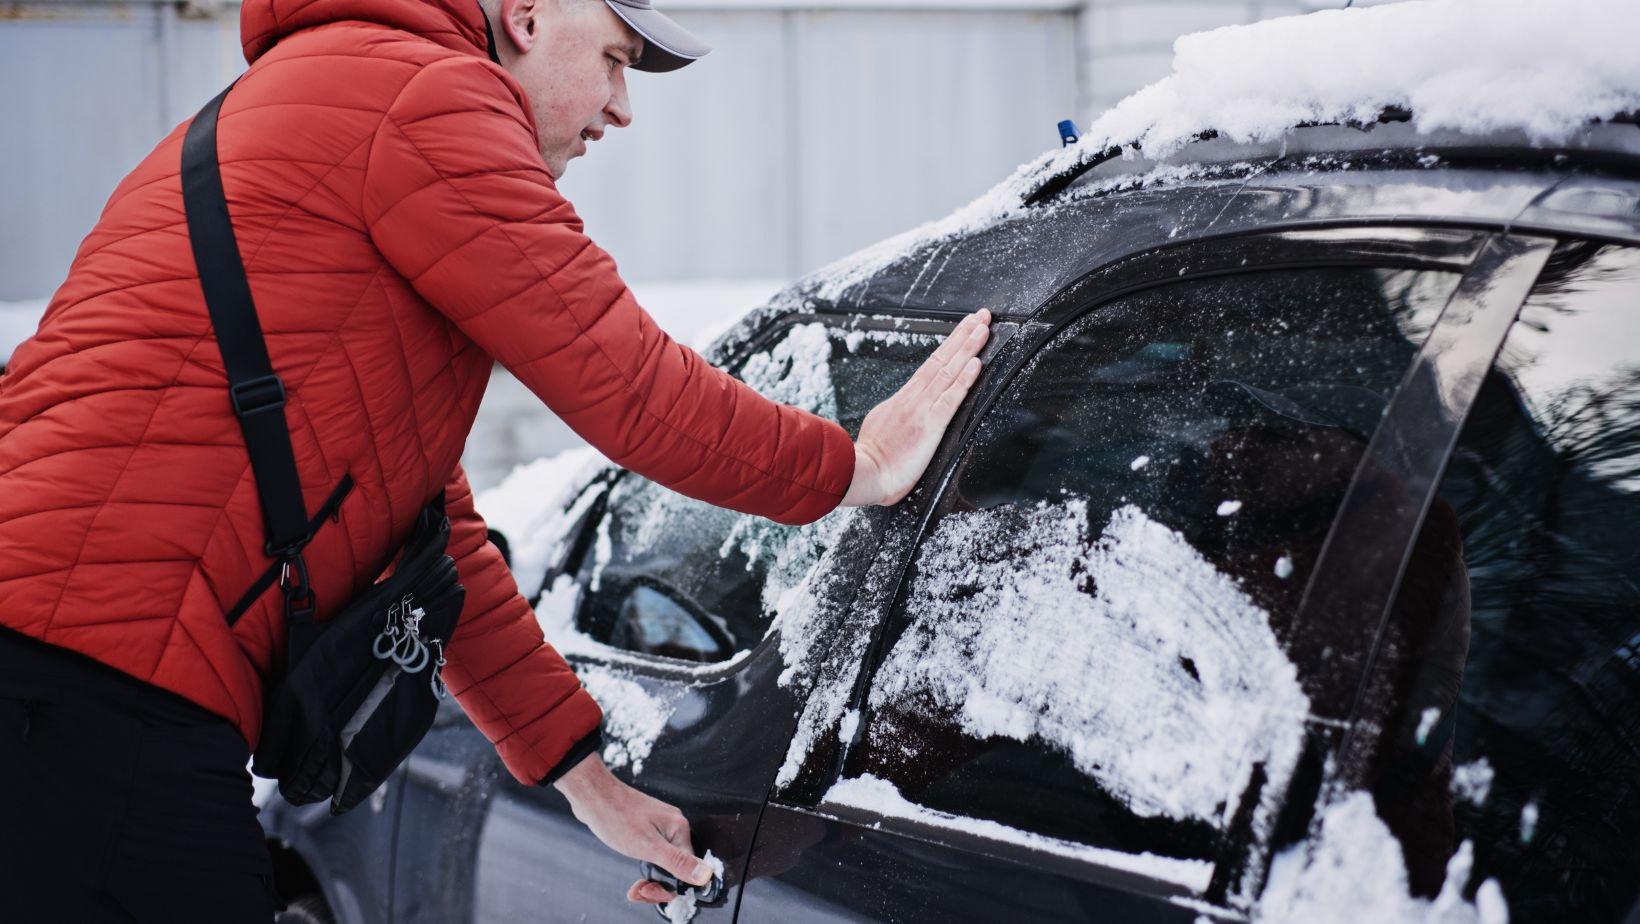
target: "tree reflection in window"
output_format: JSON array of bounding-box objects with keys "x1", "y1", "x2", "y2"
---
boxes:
[{"x1": 1367, "y1": 244, "x2": 1640, "y2": 922}]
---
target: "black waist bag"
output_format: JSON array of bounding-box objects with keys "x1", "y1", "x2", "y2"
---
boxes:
[
  {"x1": 182, "y1": 83, "x2": 464, "y2": 815},
  {"x1": 254, "y1": 501, "x2": 465, "y2": 813}
]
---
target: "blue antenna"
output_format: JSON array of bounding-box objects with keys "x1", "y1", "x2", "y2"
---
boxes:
[{"x1": 1058, "y1": 119, "x2": 1081, "y2": 147}]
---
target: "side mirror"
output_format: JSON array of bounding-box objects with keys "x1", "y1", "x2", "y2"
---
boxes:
[{"x1": 608, "y1": 582, "x2": 733, "y2": 663}]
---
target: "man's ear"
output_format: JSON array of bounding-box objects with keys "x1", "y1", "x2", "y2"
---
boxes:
[{"x1": 501, "y1": 0, "x2": 540, "y2": 54}]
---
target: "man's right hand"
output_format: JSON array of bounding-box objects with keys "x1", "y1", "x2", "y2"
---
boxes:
[
  {"x1": 842, "y1": 309, "x2": 991, "y2": 508},
  {"x1": 553, "y1": 753, "x2": 713, "y2": 905}
]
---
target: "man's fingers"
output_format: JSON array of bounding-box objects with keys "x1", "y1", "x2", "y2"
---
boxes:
[
  {"x1": 933, "y1": 357, "x2": 983, "y2": 416},
  {"x1": 628, "y1": 879, "x2": 676, "y2": 905},
  {"x1": 669, "y1": 848, "x2": 714, "y2": 887},
  {"x1": 910, "y1": 310, "x2": 989, "y2": 392},
  {"x1": 937, "y1": 324, "x2": 986, "y2": 385}
]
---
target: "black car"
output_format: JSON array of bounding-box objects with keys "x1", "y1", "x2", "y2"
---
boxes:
[{"x1": 260, "y1": 115, "x2": 1640, "y2": 924}]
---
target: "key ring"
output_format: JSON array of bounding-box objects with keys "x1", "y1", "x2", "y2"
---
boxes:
[{"x1": 391, "y1": 631, "x2": 426, "y2": 670}]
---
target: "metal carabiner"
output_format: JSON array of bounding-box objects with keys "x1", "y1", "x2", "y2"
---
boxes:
[
  {"x1": 429, "y1": 641, "x2": 448, "y2": 700},
  {"x1": 394, "y1": 633, "x2": 430, "y2": 673}
]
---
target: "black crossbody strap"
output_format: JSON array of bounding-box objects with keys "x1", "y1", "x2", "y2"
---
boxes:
[{"x1": 182, "y1": 85, "x2": 312, "y2": 555}]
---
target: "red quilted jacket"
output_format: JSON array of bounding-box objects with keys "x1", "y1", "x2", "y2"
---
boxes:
[{"x1": 0, "y1": 0, "x2": 853, "y2": 785}]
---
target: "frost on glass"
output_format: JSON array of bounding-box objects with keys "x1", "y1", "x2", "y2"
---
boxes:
[
  {"x1": 567, "y1": 322, "x2": 938, "y2": 668},
  {"x1": 868, "y1": 500, "x2": 1310, "y2": 832},
  {"x1": 606, "y1": 323, "x2": 854, "y2": 619}
]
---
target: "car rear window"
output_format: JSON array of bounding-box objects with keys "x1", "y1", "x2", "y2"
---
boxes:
[
  {"x1": 1363, "y1": 243, "x2": 1640, "y2": 921},
  {"x1": 843, "y1": 266, "x2": 1460, "y2": 890}
]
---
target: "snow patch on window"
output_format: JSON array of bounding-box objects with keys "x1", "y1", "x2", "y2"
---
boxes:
[
  {"x1": 739, "y1": 323, "x2": 840, "y2": 420},
  {"x1": 1257, "y1": 793, "x2": 1508, "y2": 924},
  {"x1": 824, "y1": 774, "x2": 1213, "y2": 892},
  {"x1": 1450, "y1": 759, "x2": 1494, "y2": 806},
  {"x1": 577, "y1": 664, "x2": 681, "y2": 775},
  {"x1": 475, "y1": 447, "x2": 610, "y2": 602},
  {"x1": 869, "y1": 501, "x2": 1309, "y2": 829},
  {"x1": 1416, "y1": 707, "x2": 1442, "y2": 746}
]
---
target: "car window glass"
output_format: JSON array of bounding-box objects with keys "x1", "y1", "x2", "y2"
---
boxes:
[
  {"x1": 845, "y1": 267, "x2": 1460, "y2": 880},
  {"x1": 1363, "y1": 244, "x2": 1640, "y2": 921},
  {"x1": 572, "y1": 323, "x2": 940, "y2": 663}
]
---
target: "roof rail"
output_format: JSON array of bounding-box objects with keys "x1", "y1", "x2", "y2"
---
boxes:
[{"x1": 1022, "y1": 109, "x2": 1640, "y2": 207}]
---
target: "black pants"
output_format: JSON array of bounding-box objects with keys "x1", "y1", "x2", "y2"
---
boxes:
[{"x1": 0, "y1": 628, "x2": 277, "y2": 923}]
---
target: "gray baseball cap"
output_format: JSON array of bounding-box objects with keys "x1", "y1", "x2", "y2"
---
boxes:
[{"x1": 603, "y1": 0, "x2": 711, "y2": 72}]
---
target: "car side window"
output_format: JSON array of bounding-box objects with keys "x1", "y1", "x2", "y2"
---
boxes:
[
  {"x1": 571, "y1": 322, "x2": 942, "y2": 663},
  {"x1": 844, "y1": 267, "x2": 1461, "y2": 880},
  {"x1": 1362, "y1": 244, "x2": 1640, "y2": 920}
]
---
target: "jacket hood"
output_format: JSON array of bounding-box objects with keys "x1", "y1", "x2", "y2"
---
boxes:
[{"x1": 242, "y1": 0, "x2": 490, "y2": 63}]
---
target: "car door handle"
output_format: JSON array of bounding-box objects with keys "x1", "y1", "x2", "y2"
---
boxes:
[{"x1": 640, "y1": 859, "x2": 724, "y2": 904}]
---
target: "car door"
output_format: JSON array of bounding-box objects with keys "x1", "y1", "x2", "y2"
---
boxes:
[
  {"x1": 391, "y1": 312, "x2": 956, "y2": 923},
  {"x1": 737, "y1": 230, "x2": 1506, "y2": 922},
  {"x1": 1301, "y1": 241, "x2": 1640, "y2": 923}
]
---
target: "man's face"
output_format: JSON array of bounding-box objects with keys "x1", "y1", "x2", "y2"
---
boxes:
[{"x1": 498, "y1": 0, "x2": 642, "y2": 179}]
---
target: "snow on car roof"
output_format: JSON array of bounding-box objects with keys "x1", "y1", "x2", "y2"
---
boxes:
[
  {"x1": 804, "y1": 0, "x2": 1639, "y2": 303},
  {"x1": 1067, "y1": 0, "x2": 1637, "y2": 165}
]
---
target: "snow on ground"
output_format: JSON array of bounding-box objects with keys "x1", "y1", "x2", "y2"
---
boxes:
[
  {"x1": 0, "y1": 299, "x2": 46, "y2": 365},
  {"x1": 868, "y1": 501, "x2": 1309, "y2": 829},
  {"x1": 475, "y1": 447, "x2": 609, "y2": 603},
  {"x1": 806, "y1": 0, "x2": 1640, "y2": 302},
  {"x1": 824, "y1": 774, "x2": 1213, "y2": 891},
  {"x1": 629, "y1": 278, "x2": 788, "y2": 353},
  {"x1": 1258, "y1": 793, "x2": 1507, "y2": 924}
]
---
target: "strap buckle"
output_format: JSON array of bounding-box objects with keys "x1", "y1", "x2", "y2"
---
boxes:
[
  {"x1": 229, "y1": 374, "x2": 286, "y2": 418},
  {"x1": 278, "y1": 549, "x2": 317, "y2": 621}
]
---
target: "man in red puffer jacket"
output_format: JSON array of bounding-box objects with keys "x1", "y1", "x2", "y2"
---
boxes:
[{"x1": 0, "y1": 0, "x2": 990, "y2": 919}]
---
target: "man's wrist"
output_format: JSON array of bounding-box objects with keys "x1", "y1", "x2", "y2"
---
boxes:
[
  {"x1": 551, "y1": 750, "x2": 617, "y2": 805},
  {"x1": 541, "y1": 729, "x2": 604, "y2": 788},
  {"x1": 840, "y1": 442, "x2": 880, "y2": 508}
]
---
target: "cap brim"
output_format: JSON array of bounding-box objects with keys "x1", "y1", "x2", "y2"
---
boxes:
[{"x1": 603, "y1": 1, "x2": 710, "y2": 72}]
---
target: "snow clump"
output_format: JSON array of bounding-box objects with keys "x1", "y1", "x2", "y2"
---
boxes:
[
  {"x1": 1258, "y1": 793, "x2": 1508, "y2": 924},
  {"x1": 576, "y1": 665, "x2": 680, "y2": 774},
  {"x1": 825, "y1": 774, "x2": 1212, "y2": 889}
]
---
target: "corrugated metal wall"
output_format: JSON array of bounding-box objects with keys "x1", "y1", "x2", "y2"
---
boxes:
[
  {"x1": 1, "y1": 0, "x2": 1350, "y2": 303},
  {"x1": 0, "y1": 0, "x2": 1082, "y2": 300}
]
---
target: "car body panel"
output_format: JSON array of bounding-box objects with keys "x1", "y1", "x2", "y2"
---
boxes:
[
  {"x1": 803, "y1": 161, "x2": 1640, "y2": 323},
  {"x1": 258, "y1": 146, "x2": 1640, "y2": 922},
  {"x1": 739, "y1": 804, "x2": 1206, "y2": 924},
  {"x1": 260, "y1": 772, "x2": 403, "y2": 924}
]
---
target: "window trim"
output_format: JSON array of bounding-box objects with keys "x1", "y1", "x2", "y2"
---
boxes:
[{"x1": 1213, "y1": 234, "x2": 1559, "y2": 900}]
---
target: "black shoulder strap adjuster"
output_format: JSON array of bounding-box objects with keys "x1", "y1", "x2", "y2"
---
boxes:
[{"x1": 230, "y1": 374, "x2": 287, "y2": 418}]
